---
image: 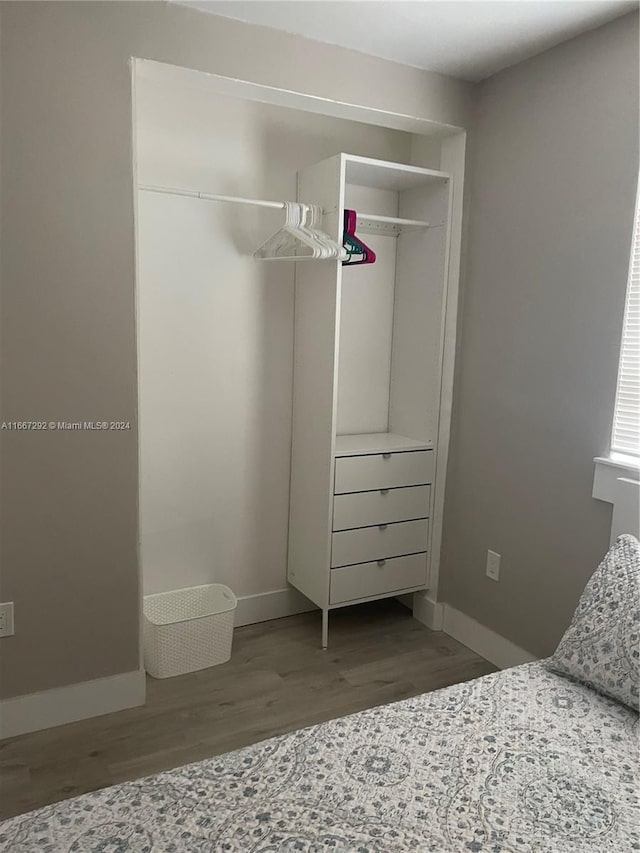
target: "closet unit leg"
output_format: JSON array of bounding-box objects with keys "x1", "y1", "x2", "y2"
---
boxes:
[{"x1": 321, "y1": 609, "x2": 329, "y2": 650}]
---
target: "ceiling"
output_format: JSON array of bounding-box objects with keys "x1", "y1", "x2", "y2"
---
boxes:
[{"x1": 177, "y1": 0, "x2": 637, "y2": 81}]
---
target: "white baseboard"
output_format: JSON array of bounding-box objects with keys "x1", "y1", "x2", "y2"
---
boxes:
[
  {"x1": 442, "y1": 605, "x2": 536, "y2": 670},
  {"x1": 412, "y1": 591, "x2": 444, "y2": 630},
  {"x1": 403, "y1": 595, "x2": 533, "y2": 669},
  {"x1": 0, "y1": 669, "x2": 146, "y2": 740},
  {"x1": 235, "y1": 587, "x2": 316, "y2": 627}
]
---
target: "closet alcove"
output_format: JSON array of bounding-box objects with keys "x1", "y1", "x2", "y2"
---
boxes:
[{"x1": 134, "y1": 60, "x2": 462, "y2": 648}]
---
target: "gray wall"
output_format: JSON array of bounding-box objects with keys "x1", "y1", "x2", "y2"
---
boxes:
[
  {"x1": 441, "y1": 12, "x2": 639, "y2": 657},
  {"x1": 0, "y1": 1, "x2": 473, "y2": 700}
]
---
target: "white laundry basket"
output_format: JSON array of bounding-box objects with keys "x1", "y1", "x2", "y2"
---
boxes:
[{"x1": 143, "y1": 583, "x2": 237, "y2": 678}]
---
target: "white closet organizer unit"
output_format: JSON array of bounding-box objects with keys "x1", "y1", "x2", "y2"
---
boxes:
[{"x1": 288, "y1": 153, "x2": 452, "y2": 647}]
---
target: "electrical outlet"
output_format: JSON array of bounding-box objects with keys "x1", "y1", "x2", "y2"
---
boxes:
[
  {"x1": 0, "y1": 602, "x2": 14, "y2": 637},
  {"x1": 486, "y1": 551, "x2": 501, "y2": 582}
]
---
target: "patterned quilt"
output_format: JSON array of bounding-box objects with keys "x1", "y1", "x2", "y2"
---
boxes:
[{"x1": 1, "y1": 662, "x2": 638, "y2": 852}]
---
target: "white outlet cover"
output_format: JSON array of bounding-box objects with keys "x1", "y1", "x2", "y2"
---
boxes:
[
  {"x1": 0, "y1": 601, "x2": 14, "y2": 637},
  {"x1": 486, "y1": 551, "x2": 501, "y2": 582}
]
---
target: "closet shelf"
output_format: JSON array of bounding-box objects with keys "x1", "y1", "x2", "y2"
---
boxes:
[
  {"x1": 334, "y1": 433, "x2": 433, "y2": 457},
  {"x1": 356, "y1": 213, "x2": 431, "y2": 237}
]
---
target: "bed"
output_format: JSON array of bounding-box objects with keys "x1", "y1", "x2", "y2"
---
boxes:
[
  {"x1": 1, "y1": 536, "x2": 638, "y2": 852},
  {"x1": 0, "y1": 661, "x2": 637, "y2": 852}
]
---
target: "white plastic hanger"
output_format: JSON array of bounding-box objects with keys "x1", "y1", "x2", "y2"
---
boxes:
[
  {"x1": 298, "y1": 204, "x2": 327, "y2": 257},
  {"x1": 254, "y1": 202, "x2": 345, "y2": 261},
  {"x1": 308, "y1": 204, "x2": 348, "y2": 260},
  {"x1": 253, "y1": 202, "x2": 316, "y2": 260}
]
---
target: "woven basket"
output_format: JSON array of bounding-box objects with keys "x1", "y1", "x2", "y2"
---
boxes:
[{"x1": 143, "y1": 584, "x2": 237, "y2": 678}]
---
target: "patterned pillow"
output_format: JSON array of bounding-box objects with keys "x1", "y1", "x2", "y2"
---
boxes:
[{"x1": 545, "y1": 534, "x2": 640, "y2": 711}]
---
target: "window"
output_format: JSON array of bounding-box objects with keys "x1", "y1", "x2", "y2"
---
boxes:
[{"x1": 611, "y1": 186, "x2": 640, "y2": 459}]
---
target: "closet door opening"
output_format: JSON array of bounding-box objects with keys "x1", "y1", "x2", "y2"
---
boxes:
[
  {"x1": 133, "y1": 60, "x2": 465, "y2": 649},
  {"x1": 134, "y1": 62, "x2": 453, "y2": 626}
]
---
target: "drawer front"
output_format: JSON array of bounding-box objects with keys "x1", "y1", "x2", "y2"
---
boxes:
[
  {"x1": 333, "y1": 486, "x2": 430, "y2": 531},
  {"x1": 334, "y1": 450, "x2": 434, "y2": 494},
  {"x1": 330, "y1": 553, "x2": 427, "y2": 604},
  {"x1": 331, "y1": 519, "x2": 429, "y2": 568}
]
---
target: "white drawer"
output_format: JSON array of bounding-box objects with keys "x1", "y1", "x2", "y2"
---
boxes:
[
  {"x1": 331, "y1": 519, "x2": 428, "y2": 568},
  {"x1": 334, "y1": 450, "x2": 434, "y2": 494},
  {"x1": 330, "y1": 553, "x2": 427, "y2": 604},
  {"x1": 333, "y1": 485, "x2": 430, "y2": 531}
]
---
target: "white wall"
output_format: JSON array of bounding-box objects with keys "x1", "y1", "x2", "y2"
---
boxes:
[{"x1": 136, "y1": 73, "x2": 415, "y2": 600}]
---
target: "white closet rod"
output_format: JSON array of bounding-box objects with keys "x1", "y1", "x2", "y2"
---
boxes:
[{"x1": 139, "y1": 184, "x2": 302, "y2": 211}]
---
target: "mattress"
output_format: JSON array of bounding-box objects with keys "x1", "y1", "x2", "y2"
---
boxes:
[{"x1": 1, "y1": 662, "x2": 638, "y2": 852}]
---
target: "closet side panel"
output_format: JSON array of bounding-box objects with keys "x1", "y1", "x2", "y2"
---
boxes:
[
  {"x1": 389, "y1": 182, "x2": 450, "y2": 444},
  {"x1": 287, "y1": 157, "x2": 343, "y2": 608}
]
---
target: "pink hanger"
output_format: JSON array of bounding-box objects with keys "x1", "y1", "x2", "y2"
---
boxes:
[{"x1": 342, "y1": 209, "x2": 376, "y2": 266}]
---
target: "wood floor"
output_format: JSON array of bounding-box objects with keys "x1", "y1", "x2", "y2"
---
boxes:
[{"x1": 0, "y1": 600, "x2": 494, "y2": 820}]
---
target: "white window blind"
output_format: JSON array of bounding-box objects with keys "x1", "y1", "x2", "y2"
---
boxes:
[{"x1": 611, "y1": 186, "x2": 640, "y2": 458}]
